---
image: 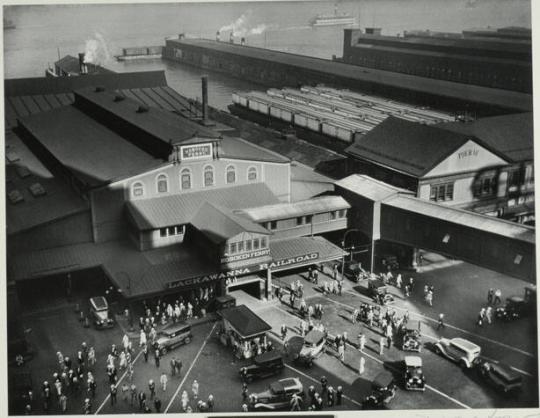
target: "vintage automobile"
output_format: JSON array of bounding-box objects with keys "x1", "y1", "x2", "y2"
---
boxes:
[
  {"x1": 344, "y1": 261, "x2": 367, "y2": 282},
  {"x1": 367, "y1": 279, "x2": 395, "y2": 305},
  {"x1": 295, "y1": 330, "x2": 326, "y2": 367},
  {"x1": 362, "y1": 371, "x2": 397, "y2": 409},
  {"x1": 250, "y1": 377, "x2": 305, "y2": 411},
  {"x1": 404, "y1": 356, "x2": 426, "y2": 391},
  {"x1": 434, "y1": 337, "x2": 481, "y2": 369},
  {"x1": 496, "y1": 285, "x2": 536, "y2": 321},
  {"x1": 239, "y1": 351, "x2": 284, "y2": 382},
  {"x1": 156, "y1": 322, "x2": 192, "y2": 354},
  {"x1": 89, "y1": 296, "x2": 115, "y2": 329},
  {"x1": 474, "y1": 357, "x2": 523, "y2": 394},
  {"x1": 400, "y1": 320, "x2": 422, "y2": 352}
]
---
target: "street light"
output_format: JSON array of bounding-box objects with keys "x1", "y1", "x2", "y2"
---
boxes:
[{"x1": 341, "y1": 229, "x2": 360, "y2": 282}]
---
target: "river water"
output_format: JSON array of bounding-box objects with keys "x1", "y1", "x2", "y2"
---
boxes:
[{"x1": 3, "y1": 0, "x2": 531, "y2": 110}]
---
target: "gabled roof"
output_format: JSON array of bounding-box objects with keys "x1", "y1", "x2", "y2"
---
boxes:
[
  {"x1": 74, "y1": 88, "x2": 220, "y2": 146},
  {"x1": 437, "y1": 113, "x2": 533, "y2": 163},
  {"x1": 335, "y1": 174, "x2": 415, "y2": 202},
  {"x1": 220, "y1": 305, "x2": 272, "y2": 338},
  {"x1": 237, "y1": 195, "x2": 350, "y2": 223},
  {"x1": 345, "y1": 117, "x2": 471, "y2": 177},
  {"x1": 126, "y1": 183, "x2": 280, "y2": 230},
  {"x1": 219, "y1": 137, "x2": 289, "y2": 164},
  {"x1": 191, "y1": 202, "x2": 270, "y2": 244}
]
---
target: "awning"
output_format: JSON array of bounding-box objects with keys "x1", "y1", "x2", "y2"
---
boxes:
[
  {"x1": 220, "y1": 305, "x2": 272, "y2": 339},
  {"x1": 268, "y1": 236, "x2": 347, "y2": 272}
]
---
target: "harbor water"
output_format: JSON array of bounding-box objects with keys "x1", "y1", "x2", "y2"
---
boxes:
[{"x1": 3, "y1": 0, "x2": 531, "y2": 110}]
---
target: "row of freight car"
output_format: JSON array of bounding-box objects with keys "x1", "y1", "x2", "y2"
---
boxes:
[{"x1": 231, "y1": 85, "x2": 455, "y2": 143}]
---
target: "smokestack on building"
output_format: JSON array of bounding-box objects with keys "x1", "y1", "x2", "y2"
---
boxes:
[
  {"x1": 216, "y1": 31, "x2": 221, "y2": 42},
  {"x1": 201, "y1": 76, "x2": 208, "y2": 125},
  {"x1": 78, "y1": 52, "x2": 87, "y2": 74},
  {"x1": 229, "y1": 32, "x2": 234, "y2": 43},
  {"x1": 241, "y1": 37, "x2": 246, "y2": 46}
]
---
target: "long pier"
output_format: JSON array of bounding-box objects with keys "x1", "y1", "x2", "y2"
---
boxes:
[{"x1": 162, "y1": 37, "x2": 532, "y2": 115}]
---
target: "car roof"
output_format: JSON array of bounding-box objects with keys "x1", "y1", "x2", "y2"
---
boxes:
[
  {"x1": 280, "y1": 378, "x2": 299, "y2": 388},
  {"x1": 373, "y1": 371, "x2": 394, "y2": 388},
  {"x1": 304, "y1": 330, "x2": 325, "y2": 344},
  {"x1": 451, "y1": 338, "x2": 480, "y2": 351},
  {"x1": 89, "y1": 296, "x2": 108, "y2": 310},
  {"x1": 490, "y1": 361, "x2": 522, "y2": 381},
  {"x1": 162, "y1": 322, "x2": 190, "y2": 333},
  {"x1": 370, "y1": 279, "x2": 385, "y2": 287},
  {"x1": 254, "y1": 351, "x2": 282, "y2": 364},
  {"x1": 405, "y1": 356, "x2": 422, "y2": 367},
  {"x1": 508, "y1": 296, "x2": 525, "y2": 303}
]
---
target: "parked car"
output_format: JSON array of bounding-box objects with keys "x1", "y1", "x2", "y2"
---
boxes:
[
  {"x1": 295, "y1": 330, "x2": 326, "y2": 367},
  {"x1": 89, "y1": 296, "x2": 114, "y2": 329},
  {"x1": 434, "y1": 337, "x2": 481, "y2": 369},
  {"x1": 367, "y1": 279, "x2": 395, "y2": 305},
  {"x1": 250, "y1": 377, "x2": 304, "y2": 410},
  {"x1": 474, "y1": 357, "x2": 523, "y2": 394},
  {"x1": 362, "y1": 371, "x2": 397, "y2": 409},
  {"x1": 496, "y1": 285, "x2": 536, "y2": 321},
  {"x1": 239, "y1": 351, "x2": 284, "y2": 382},
  {"x1": 399, "y1": 320, "x2": 422, "y2": 352},
  {"x1": 404, "y1": 356, "x2": 426, "y2": 391},
  {"x1": 156, "y1": 322, "x2": 192, "y2": 354}
]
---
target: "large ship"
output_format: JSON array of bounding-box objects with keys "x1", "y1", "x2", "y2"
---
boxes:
[{"x1": 310, "y1": 5, "x2": 356, "y2": 27}]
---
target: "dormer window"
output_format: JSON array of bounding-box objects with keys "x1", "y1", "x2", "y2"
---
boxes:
[
  {"x1": 132, "y1": 182, "x2": 144, "y2": 197},
  {"x1": 157, "y1": 174, "x2": 168, "y2": 193}
]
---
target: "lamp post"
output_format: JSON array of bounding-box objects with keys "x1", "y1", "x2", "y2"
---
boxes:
[{"x1": 341, "y1": 229, "x2": 360, "y2": 282}]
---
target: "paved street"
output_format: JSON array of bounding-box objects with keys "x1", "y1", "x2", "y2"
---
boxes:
[{"x1": 8, "y1": 258, "x2": 538, "y2": 414}]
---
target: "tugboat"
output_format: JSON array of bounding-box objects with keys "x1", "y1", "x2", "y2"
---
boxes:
[{"x1": 310, "y1": 4, "x2": 356, "y2": 27}]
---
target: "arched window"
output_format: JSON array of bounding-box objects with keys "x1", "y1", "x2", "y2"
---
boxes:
[
  {"x1": 247, "y1": 166, "x2": 258, "y2": 182},
  {"x1": 180, "y1": 168, "x2": 191, "y2": 190},
  {"x1": 204, "y1": 165, "x2": 214, "y2": 187},
  {"x1": 226, "y1": 165, "x2": 236, "y2": 184},
  {"x1": 156, "y1": 174, "x2": 168, "y2": 193},
  {"x1": 132, "y1": 182, "x2": 144, "y2": 197}
]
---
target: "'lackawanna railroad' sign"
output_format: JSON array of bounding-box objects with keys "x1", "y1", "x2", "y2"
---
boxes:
[{"x1": 166, "y1": 252, "x2": 319, "y2": 289}]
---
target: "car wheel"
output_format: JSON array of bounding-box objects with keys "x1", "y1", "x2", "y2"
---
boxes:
[
  {"x1": 308, "y1": 360, "x2": 313, "y2": 368},
  {"x1": 161, "y1": 347, "x2": 167, "y2": 356},
  {"x1": 434, "y1": 346, "x2": 441, "y2": 355},
  {"x1": 185, "y1": 337, "x2": 191, "y2": 344},
  {"x1": 459, "y1": 360, "x2": 468, "y2": 370}
]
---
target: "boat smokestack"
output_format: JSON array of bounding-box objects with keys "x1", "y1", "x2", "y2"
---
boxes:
[
  {"x1": 201, "y1": 76, "x2": 208, "y2": 124},
  {"x1": 216, "y1": 31, "x2": 220, "y2": 42},
  {"x1": 78, "y1": 52, "x2": 87, "y2": 74},
  {"x1": 241, "y1": 37, "x2": 246, "y2": 46},
  {"x1": 229, "y1": 32, "x2": 234, "y2": 43}
]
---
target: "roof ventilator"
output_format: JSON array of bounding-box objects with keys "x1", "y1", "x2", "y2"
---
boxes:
[
  {"x1": 95, "y1": 86, "x2": 105, "y2": 92},
  {"x1": 137, "y1": 105, "x2": 149, "y2": 113},
  {"x1": 114, "y1": 94, "x2": 125, "y2": 102}
]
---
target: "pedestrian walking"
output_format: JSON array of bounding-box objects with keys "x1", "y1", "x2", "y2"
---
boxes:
[
  {"x1": 192, "y1": 379, "x2": 199, "y2": 399},
  {"x1": 130, "y1": 384, "x2": 137, "y2": 406},
  {"x1": 437, "y1": 313, "x2": 445, "y2": 330},
  {"x1": 426, "y1": 290, "x2": 433, "y2": 307},
  {"x1": 59, "y1": 394, "x2": 68, "y2": 414},
  {"x1": 359, "y1": 356, "x2": 365, "y2": 374},
  {"x1": 404, "y1": 284, "x2": 410, "y2": 298},
  {"x1": 154, "y1": 398, "x2": 162, "y2": 413},
  {"x1": 487, "y1": 288, "x2": 494, "y2": 305},
  {"x1": 409, "y1": 277, "x2": 414, "y2": 292},
  {"x1": 158, "y1": 372, "x2": 168, "y2": 392},
  {"x1": 494, "y1": 289, "x2": 502, "y2": 305},
  {"x1": 148, "y1": 380, "x2": 156, "y2": 400},
  {"x1": 379, "y1": 336, "x2": 385, "y2": 355},
  {"x1": 477, "y1": 308, "x2": 485, "y2": 327},
  {"x1": 320, "y1": 375, "x2": 328, "y2": 396},
  {"x1": 281, "y1": 324, "x2": 288, "y2": 340},
  {"x1": 121, "y1": 383, "x2": 129, "y2": 402},
  {"x1": 333, "y1": 264, "x2": 338, "y2": 280},
  {"x1": 142, "y1": 344, "x2": 148, "y2": 363},
  {"x1": 175, "y1": 359, "x2": 182, "y2": 376},
  {"x1": 170, "y1": 358, "x2": 176, "y2": 376},
  {"x1": 242, "y1": 382, "x2": 249, "y2": 402},
  {"x1": 154, "y1": 349, "x2": 160, "y2": 368},
  {"x1": 338, "y1": 341, "x2": 345, "y2": 362},
  {"x1": 396, "y1": 274, "x2": 402, "y2": 289},
  {"x1": 486, "y1": 306, "x2": 493, "y2": 324},
  {"x1": 138, "y1": 391, "x2": 146, "y2": 411},
  {"x1": 207, "y1": 394, "x2": 214, "y2": 412},
  {"x1": 83, "y1": 398, "x2": 91, "y2": 415},
  {"x1": 242, "y1": 404, "x2": 249, "y2": 412},
  {"x1": 358, "y1": 333, "x2": 366, "y2": 352},
  {"x1": 87, "y1": 347, "x2": 96, "y2": 367},
  {"x1": 327, "y1": 386, "x2": 335, "y2": 407},
  {"x1": 290, "y1": 393, "x2": 302, "y2": 411},
  {"x1": 336, "y1": 386, "x2": 343, "y2": 405},
  {"x1": 181, "y1": 390, "x2": 189, "y2": 411},
  {"x1": 110, "y1": 384, "x2": 117, "y2": 406}
]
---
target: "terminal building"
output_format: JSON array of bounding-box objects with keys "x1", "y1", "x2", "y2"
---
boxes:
[
  {"x1": 6, "y1": 72, "x2": 349, "y2": 305},
  {"x1": 345, "y1": 113, "x2": 534, "y2": 225},
  {"x1": 340, "y1": 27, "x2": 532, "y2": 93}
]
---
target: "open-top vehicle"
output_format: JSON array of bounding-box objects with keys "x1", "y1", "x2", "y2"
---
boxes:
[
  {"x1": 239, "y1": 351, "x2": 284, "y2": 382},
  {"x1": 404, "y1": 356, "x2": 426, "y2": 391},
  {"x1": 400, "y1": 320, "x2": 422, "y2": 352}
]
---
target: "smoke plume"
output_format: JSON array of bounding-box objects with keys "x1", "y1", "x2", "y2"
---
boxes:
[
  {"x1": 219, "y1": 11, "x2": 269, "y2": 38},
  {"x1": 84, "y1": 33, "x2": 111, "y2": 64}
]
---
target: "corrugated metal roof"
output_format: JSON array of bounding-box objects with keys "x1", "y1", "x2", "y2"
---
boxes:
[
  {"x1": 345, "y1": 117, "x2": 471, "y2": 177},
  {"x1": 220, "y1": 305, "x2": 272, "y2": 338},
  {"x1": 237, "y1": 195, "x2": 350, "y2": 223},
  {"x1": 383, "y1": 195, "x2": 535, "y2": 244},
  {"x1": 219, "y1": 137, "x2": 289, "y2": 163},
  {"x1": 191, "y1": 202, "x2": 270, "y2": 244},
  {"x1": 335, "y1": 174, "x2": 414, "y2": 202},
  {"x1": 18, "y1": 105, "x2": 162, "y2": 187},
  {"x1": 126, "y1": 183, "x2": 280, "y2": 230},
  {"x1": 269, "y1": 236, "x2": 346, "y2": 263},
  {"x1": 170, "y1": 39, "x2": 532, "y2": 111}
]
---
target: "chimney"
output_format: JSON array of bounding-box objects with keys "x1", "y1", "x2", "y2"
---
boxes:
[
  {"x1": 240, "y1": 37, "x2": 246, "y2": 46},
  {"x1": 201, "y1": 76, "x2": 208, "y2": 124},
  {"x1": 78, "y1": 52, "x2": 87, "y2": 74},
  {"x1": 229, "y1": 32, "x2": 234, "y2": 43},
  {"x1": 216, "y1": 31, "x2": 221, "y2": 42}
]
